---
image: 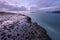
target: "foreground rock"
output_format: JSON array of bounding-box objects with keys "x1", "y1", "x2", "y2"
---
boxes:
[{"x1": 0, "y1": 12, "x2": 51, "y2": 40}]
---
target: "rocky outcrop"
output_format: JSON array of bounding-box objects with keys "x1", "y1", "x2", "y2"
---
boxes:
[{"x1": 0, "y1": 12, "x2": 51, "y2": 40}]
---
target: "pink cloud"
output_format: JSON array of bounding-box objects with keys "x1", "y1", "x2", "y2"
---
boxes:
[{"x1": 0, "y1": 8, "x2": 9, "y2": 12}]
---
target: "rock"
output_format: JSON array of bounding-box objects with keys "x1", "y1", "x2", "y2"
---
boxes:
[
  {"x1": 52, "y1": 11, "x2": 60, "y2": 13},
  {"x1": 0, "y1": 12, "x2": 51, "y2": 40},
  {"x1": 47, "y1": 11, "x2": 60, "y2": 13}
]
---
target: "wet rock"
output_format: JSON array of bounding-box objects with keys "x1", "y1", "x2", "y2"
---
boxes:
[{"x1": 0, "y1": 12, "x2": 51, "y2": 40}]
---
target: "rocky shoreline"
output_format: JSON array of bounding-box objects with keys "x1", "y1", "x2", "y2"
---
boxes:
[{"x1": 0, "y1": 12, "x2": 51, "y2": 40}]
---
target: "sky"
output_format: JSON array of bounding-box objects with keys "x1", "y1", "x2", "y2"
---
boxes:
[
  {"x1": 4, "y1": 0, "x2": 60, "y2": 7},
  {"x1": 0, "y1": 0, "x2": 60, "y2": 12}
]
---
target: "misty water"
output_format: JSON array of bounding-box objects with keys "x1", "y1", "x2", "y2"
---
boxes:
[{"x1": 23, "y1": 12, "x2": 60, "y2": 40}]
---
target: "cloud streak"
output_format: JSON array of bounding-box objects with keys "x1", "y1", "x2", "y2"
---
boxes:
[
  {"x1": 0, "y1": 0, "x2": 28, "y2": 12},
  {"x1": 29, "y1": 0, "x2": 60, "y2": 7},
  {"x1": 0, "y1": 0, "x2": 60, "y2": 12}
]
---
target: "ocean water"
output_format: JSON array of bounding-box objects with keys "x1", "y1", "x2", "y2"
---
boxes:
[{"x1": 24, "y1": 12, "x2": 60, "y2": 40}]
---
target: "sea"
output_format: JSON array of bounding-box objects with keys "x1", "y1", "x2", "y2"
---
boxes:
[{"x1": 23, "y1": 11, "x2": 60, "y2": 40}]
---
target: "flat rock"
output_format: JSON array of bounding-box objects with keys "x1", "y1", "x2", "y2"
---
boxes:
[{"x1": 0, "y1": 12, "x2": 51, "y2": 40}]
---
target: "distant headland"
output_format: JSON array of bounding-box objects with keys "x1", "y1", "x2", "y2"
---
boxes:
[
  {"x1": 52, "y1": 11, "x2": 60, "y2": 13},
  {"x1": 48, "y1": 11, "x2": 60, "y2": 13}
]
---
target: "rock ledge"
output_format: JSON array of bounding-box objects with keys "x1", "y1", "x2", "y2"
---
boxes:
[{"x1": 0, "y1": 12, "x2": 51, "y2": 40}]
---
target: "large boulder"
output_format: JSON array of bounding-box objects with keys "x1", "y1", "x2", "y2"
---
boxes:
[{"x1": 0, "y1": 12, "x2": 51, "y2": 40}]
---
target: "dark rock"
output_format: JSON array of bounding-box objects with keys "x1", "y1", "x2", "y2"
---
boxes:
[
  {"x1": 0, "y1": 12, "x2": 51, "y2": 40},
  {"x1": 47, "y1": 11, "x2": 60, "y2": 13},
  {"x1": 52, "y1": 11, "x2": 60, "y2": 13}
]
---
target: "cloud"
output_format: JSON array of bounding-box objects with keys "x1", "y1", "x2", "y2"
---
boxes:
[
  {"x1": 28, "y1": 0, "x2": 60, "y2": 12},
  {"x1": 39, "y1": 6, "x2": 59, "y2": 10},
  {"x1": 0, "y1": 0, "x2": 19, "y2": 6},
  {"x1": 0, "y1": 0, "x2": 60, "y2": 8},
  {"x1": 0, "y1": 0, "x2": 60, "y2": 13},
  {"x1": 0, "y1": 8, "x2": 9, "y2": 12},
  {"x1": 0, "y1": 1, "x2": 28, "y2": 12},
  {"x1": 29, "y1": 0, "x2": 60, "y2": 8}
]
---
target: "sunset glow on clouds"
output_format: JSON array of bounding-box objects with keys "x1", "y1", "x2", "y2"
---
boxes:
[{"x1": 0, "y1": 0, "x2": 60, "y2": 12}]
